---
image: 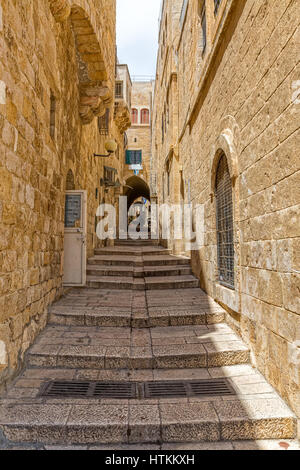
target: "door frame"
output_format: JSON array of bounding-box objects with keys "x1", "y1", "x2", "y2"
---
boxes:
[{"x1": 63, "y1": 190, "x2": 87, "y2": 287}]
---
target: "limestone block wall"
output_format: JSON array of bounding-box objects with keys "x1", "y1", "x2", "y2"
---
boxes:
[
  {"x1": 0, "y1": 0, "x2": 123, "y2": 389},
  {"x1": 152, "y1": 0, "x2": 184, "y2": 252},
  {"x1": 153, "y1": 0, "x2": 300, "y2": 416}
]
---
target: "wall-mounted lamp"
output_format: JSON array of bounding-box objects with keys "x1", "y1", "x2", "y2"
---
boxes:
[{"x1": 94, "y1": 140, "x2": 118, "y2": 158}]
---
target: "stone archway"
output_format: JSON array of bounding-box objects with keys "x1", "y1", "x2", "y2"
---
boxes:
[
  {"x1": 209, "y1": 119, "x2": 242, "y2": 314},
  {"x1": 210, "y1": 116, "x2": 241, "y2": 198},
  {"x1": 70, "y1": 5, "x2": 112, "y2": 124},
  {"x1": 123, "y1": 176, "x2": 151, "y2": 209},
  {"x1": 210, "y1": 129, "x2": 239, "y2": 198},
  {"x1": 48, "y1": 1, "x2": 113, "y2": 124}
]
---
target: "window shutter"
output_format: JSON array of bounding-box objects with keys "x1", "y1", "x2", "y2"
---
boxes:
[{"x1": 126, "y1": 150, "x2": 142, "y2": 165}]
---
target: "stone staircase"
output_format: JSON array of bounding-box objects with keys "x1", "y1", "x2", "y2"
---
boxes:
[
  {"x1": 0, "y1": 241, "x2": 297, "y2": 450},
  {"x1": 86, "y1": 242, "x2": 199, "y2": 290}
]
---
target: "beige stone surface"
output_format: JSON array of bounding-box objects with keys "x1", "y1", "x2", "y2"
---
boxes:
[
  {"x1": 152, "y1": 0, "x2": 300, "y2": 418},
  {"x1": 0, "y1": 0, "x2": 130, "y2": 389},
  {"x1": 0, "y1": 254, "x2": 297, "y2": 446},
  {"x1": 0, "y1": 0, "x2": 299, "y2": 449}
]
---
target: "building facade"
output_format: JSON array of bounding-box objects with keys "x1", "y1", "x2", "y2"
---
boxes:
[
  {"x1": 152, "y1": 0, "x2": 184, "y2": 252},
  {"x1": 152, "y1": 0, "x2": 300, "y2": 417},
  {"x1": 0, "y1": 0, "x2": 131, "y2": 389},
  {"x1": 124, "y1": 81, "x2": 154, "y2": 208}
]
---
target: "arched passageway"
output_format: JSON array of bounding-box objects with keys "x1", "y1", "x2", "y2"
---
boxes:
[{"x1": 123, "y1": 176, "x2": 151, "y2": 209}]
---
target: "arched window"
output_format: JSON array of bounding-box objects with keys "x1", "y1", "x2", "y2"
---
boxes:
[
  {"x1": 66, "y1": 169, "x2": 75, "y2": 190},
  {"x1": 141, "y1": 108, "x2": 150, "y2": 124},
  {"x1": 132, "y1": 108, "x2": 138, "y2": 124},
  {"x1": 215, "y1": 154, "x2": 234, "y2": 288}
]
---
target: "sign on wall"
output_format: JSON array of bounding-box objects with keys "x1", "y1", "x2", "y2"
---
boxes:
[{"x1": 65, "y1": 194, "x2": 82, "y2": 228}]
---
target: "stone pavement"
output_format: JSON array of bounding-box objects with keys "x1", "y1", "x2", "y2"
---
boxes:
[{"x1": 0, "y1": 242, "x2": 297, "y2": 450}]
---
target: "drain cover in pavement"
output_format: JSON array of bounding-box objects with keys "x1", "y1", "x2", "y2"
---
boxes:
[
  {"x1": 144, "y1": 379, "x2": 235, "y2": 398},
  {"x1": 39, "y1": 381, "x2": 137, "y2": 399},
  {"x1": 39, "y1": 379, "x2": 235, "y2": 399}
]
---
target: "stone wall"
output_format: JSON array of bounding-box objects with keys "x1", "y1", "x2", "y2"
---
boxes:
[
  {"x1": 0, "y1": 0, "x2": 126, "y2": 389},
  {"x1": 152, "y1": 0, "x2": 186, "y2": 253},
  {"x1": 153, "y1": 0, "x2": 300, "y2": 417}
]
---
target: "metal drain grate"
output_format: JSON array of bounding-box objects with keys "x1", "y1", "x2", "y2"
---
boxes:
[
  {"x1": 93, "y1": 382, "x2": 137, "y2": 398},
  {"x1": 39, "y1": 379, "x2": 235, "y2": 400},
  {"x1": 144, "y1": 379, "x2": 235, "y2": 399},
  {"x1": 144, "y1": 381, "x2": 187, "y2": 398},
  {"x1": 39, "y1": 381, "x2": 137, "y2": 399},
  {"x1": 189, "y1": 379, "x2": 235, "y2": 397}
]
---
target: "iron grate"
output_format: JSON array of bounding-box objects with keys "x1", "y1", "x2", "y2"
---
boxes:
[
  {"x1": 216, "y1": 154, "x2": 235, "y2": 289},
  {"x1": 144, "y1": 379, "x2": 235, "y2": 399},
  {"x1": 39, "y1": 381, "x2": 137, "y2": 399},
  {"x1": 39, "y1": 379, "x2": 235, "y2": 400}
]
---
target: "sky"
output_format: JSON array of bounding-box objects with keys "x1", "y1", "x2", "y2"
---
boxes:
[{"x1": 116, "y1": 0, "x2": 162, "y2": 79}]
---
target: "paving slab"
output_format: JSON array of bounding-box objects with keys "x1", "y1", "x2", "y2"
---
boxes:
[
  {"x1": 0, "y1": 242, "x2": 297, "y2": 448},
  {"x1": 160, "y1": 402, "x2": 220, "y2": 442},
  {"x1": 214, "y1": 398, "x2": 297, "y2": 440},
  {"x1": 65, "y1": 405, "x2": 129, "y2": 444},
  {"x1": 26, "y1": 325, "x2": 250, "y2": 370}
]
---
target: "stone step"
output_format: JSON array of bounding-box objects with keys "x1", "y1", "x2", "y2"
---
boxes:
[
  {"x1": 86, "y1": 266, "x2": 136, "y2": 277},
  {"x1": 0, "y1": 365, "x2": 296, "y2": 445},
  {"x1": 48, "y1": 306, "x2": 224, "y2": 328},
  {"x1": 143, "y1": 266, "x2": 192, "y2": 277},
  {"x1": 94, "y1": 247, "x2": 171, "y2": 257},
  {"x1": 88, "y1": 256, "x2": 142, "y2": 267},
  {"x1": 88, "y1": 255, "x2": 190, "y2": 268},
  {"x1": 115, "y1": 240, "x2": 160, "y2": 247},
  {"x1": 48, "y1": 287, "x2": 225, "y2": 328},
  {"x1": 85, "y1": 265, "x2": 192, "y2": 278},
  {"x1": 26, "y1": 324, "x2": 250, "y2": 370},
  {"x1": 86, "y1": 276, "x2": 143, "y2": 290},
  {"x1": 143, "y1": 255, "x2": 190, "y2": 267},
  {"x1": 2, "y1": 440, "x2": 300, "y2": 451},
  {"x1": 145, "y1": 276, "x2": 199, "y2": 290},
  {"x1": 0, "y1": 399, "x2": 295, "y2": 445},
  {"x1": 86, "y1": 275, "x2": 199, "y2": 290}
]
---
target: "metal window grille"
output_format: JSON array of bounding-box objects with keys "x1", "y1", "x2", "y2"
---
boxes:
[
  {"x1": 216, "y1": 154, "x2": 234, "y2": 289},
  {"x1": 214, "y1": 0, "x2": 222, "y2": 15},
  {"x1": 98, "y1": 109, "x2": 110, "y2": 136},
  {"x1": 104, "y1": 166, "x2": 117, "y2": 185},
  {"x1": 115, "y1": 81, "x2": 123, "y2": 99}
]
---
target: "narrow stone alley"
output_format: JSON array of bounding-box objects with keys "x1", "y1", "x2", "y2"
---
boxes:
[
  {"x1": 0, "y1": 241, "x2": 297, "y2": 450},
  {"x1": 0, "y1": 0, "x2": 299, "y2": 453}
]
